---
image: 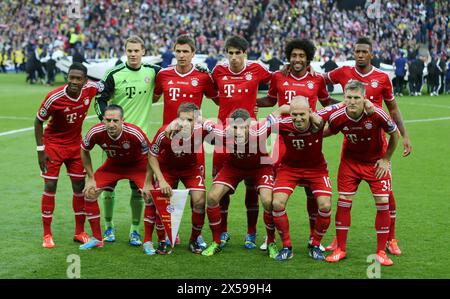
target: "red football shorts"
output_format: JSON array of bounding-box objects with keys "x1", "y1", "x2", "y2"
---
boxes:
[
  {"x1": 213, "y1": 164, "x2": 274, "y2": 193},
  {"x1": 41, "y1": 143, "x2": 85, "y2": 181},
  {"x1": 273, "y1": 165, "x2": 332, "y2": 197},
  {"x1": 157, "y1": 164, "x2": 206, "y2": 192},
  {"x1": 94, "y1": 159, "x2": 147, "y2": 191},
  {"x1": 338, "y1": 158, "x2": 392, "y2": 197}
]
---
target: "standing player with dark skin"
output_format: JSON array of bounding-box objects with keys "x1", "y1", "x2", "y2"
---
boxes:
[
  {"x1": 322, "y1": 37, "x2": 411, "y2": 255},
  {"x1": 211, "y1": 35, "x2": 272, "y2": 249},
  {"x1": 257, "y1": 39, "x2": 340, "y2": 251},
  {"x1": 34, "y1": 62, "x2": 103, "y2": 248}
]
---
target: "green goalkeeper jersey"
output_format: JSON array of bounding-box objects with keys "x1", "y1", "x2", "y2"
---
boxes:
[{"x1": 95, "y1": 62, "x2": 161, "y2": 136}]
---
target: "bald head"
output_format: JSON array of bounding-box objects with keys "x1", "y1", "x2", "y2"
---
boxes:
[
  {"x1": 289, "y1": 96, "x2": 311, "y2": 131},
  {"x1": 290, "y1": 96, "x2": 310, "y2": 111}
]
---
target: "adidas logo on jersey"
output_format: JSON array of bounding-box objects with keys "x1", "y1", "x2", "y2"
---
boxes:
[
  {"x1": 102, "y1": 143, "x2": 108, "y2": 148},
  {"x1": 122, "y1": 79, "x2": 128, "y2": 84},
  {"x1": 343, "y1": 126, "x2": 349, "y2": 131},
  {"x1": 64, "y1": 107, "x2": 70, "y2": 112},
  {"x1": 288, "y1": 133, "x2": 296, "y2": 136},
  {"x1": 168, "y1": 80, "x2": 174, "y2": 85},
  {"x1": 222, "y1": 76, "x2": 228, "y2": 81},
  {"x1": 283, "y1": 81, "x2": 289, "y2": 86}
]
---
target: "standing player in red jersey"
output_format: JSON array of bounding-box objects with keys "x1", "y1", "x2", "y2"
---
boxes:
[
  {"x1": 200, "y1": 108, "x2": 285, "y2": 257},
  {"x1": 257, "y1": 39, "x2": 340, "y2": 251},
  {"x1": 146, "y1": 103, "x2": 211, "y2": 255},
  {"x1": 34, "y1": 62, "x2": 104, "y2": 248},
  {"x1": 211, "y1": 35, "x2": 272, "y2": 249},
  {"x1": 80, "y1": 104, "x2": 157, "y2": 250},
  {"x1": 325, "y1": 81, "x2": 400, "y2": 266},
  {"x1": 153, "y1": 35, "x2": 218, "y2": 125},
  {"x1": 323, "y1": 37, "x2": 411, "y2": 255},
  {"x1": 153, "y1": 35, "x2": 218, "y2": 248}
]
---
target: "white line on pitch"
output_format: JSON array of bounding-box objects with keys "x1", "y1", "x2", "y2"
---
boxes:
[
  {"x1": 0, "y1": 116, "x2": 34, "y2": 120},
  {"x1": 400, "y1": 102, "x2": 450, "y2": 109},
  {"x1": 404, "y1": 116, "x2": 450, "y2": 123}
]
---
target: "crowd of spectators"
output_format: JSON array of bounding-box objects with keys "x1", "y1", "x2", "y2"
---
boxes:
[{"x1": 0, "y1": 0, "x2": 449, "y2": 92}]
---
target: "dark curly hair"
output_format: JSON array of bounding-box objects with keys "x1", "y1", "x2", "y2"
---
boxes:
[{"x1": 285, "y1": 39, "x2": 316, "y2": 63}]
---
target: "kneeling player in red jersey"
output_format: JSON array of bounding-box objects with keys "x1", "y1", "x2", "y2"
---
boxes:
[
  {"x1": 325, "y1": 80, "x2": 400, "y2": 266},
  {"x1": 147, "y1": 103, "x2": 209, "y2": 255},
  {"x1": 80, "y1": 104, "x2": 156, "y2": 250},
  {"x1": 200, "y1": 107, "x2": 290, "y2": 257}
]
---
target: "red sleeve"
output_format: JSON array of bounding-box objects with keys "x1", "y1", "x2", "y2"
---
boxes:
[
  {"x1": 376, "y1": 109, "x2": 398, "y2": 134},
  {"x1": 258, "y1": 63, "x2": 272, "y2": 84},
  {"x1": 203, "y1": 73, "x2": 218, "y2": 99},
  {"x1": 150, "y1": 128, "x2": 165, "y2": 157},
  {"x1": 154, "y1": 72, "x2": 163, "y2": 96},
  {"x1": 267, "y1": 73, "x2": 278, "y2": 98},
  {"x1": 327, "y1": 67, "x2": 343, "y2": 85},
  {"x1": 316, "y1": 104, "x2": 342, "y2": 121},
  {"x1": 36, "y1": 93, "x2": 55, "y2": 122},
  {"x1": 81, "y1": 126, "x2": 99, "y2": 151},
  {"x1": 327, "y1": 114, "x2": 341, "y2": 135},
  {"x1": 382, "y1": 76, "x2": 395, "y2": 102}
]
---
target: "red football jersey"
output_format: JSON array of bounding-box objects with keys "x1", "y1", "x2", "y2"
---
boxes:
[
  {"x1": 328, "y1": 107, "x2": 398, "y2": 163},
  {"x1": 327, "y1": 66, "x2": 394, "y2": 107},
  {"x1": 211, "y1": 61, "x2": 272, "y2": 124},
  {"x1": 154, "y1": 65, "x2": 218, "y2": 125},
  {"x1": 150, "y1": 123, "x2": 209, "y2": 170},
  {"x1": 209, "y1": 119, "x2": 272, "y2": 170},
  {"x1": 37, "y1": 81, "x2": 100, "y2": 145},
  {"x1": 272, "y1": 105, "x2": 340, "y2": 170},
  {"x1": 268, "y1": 71, "x2": 329, "y2": 111},
  {"x1": 82, "y1": 122, "x2": 150, "y2": 165}
]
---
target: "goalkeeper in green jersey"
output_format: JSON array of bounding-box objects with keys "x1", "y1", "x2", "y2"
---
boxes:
[{"x1": 94, "y1": 36, "x2": 161, "y2": 246}]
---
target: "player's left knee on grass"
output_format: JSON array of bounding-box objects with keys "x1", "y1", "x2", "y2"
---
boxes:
[
  {"x1": 190, "y1": 191, "x2": 206, "y2": 210},
  {"x1": 258, "y1": 188, "x2": 273, "y2": 212},
  {"x1": 70, "y1": 178, "x2": 85, "y2": 194},
  {"x1": 317, "y1": 195, "x2": 331, "y2": 211}
]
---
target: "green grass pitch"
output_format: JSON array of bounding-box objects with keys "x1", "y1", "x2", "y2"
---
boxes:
[{"x1": 0, "y1": 73, "x2": 449, "y2": 278}]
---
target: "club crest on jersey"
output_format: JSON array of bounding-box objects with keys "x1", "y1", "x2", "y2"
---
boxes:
[
  {"x1": 166, "y1": 205, "x2": 175, "y2": 213},
  {"x1": 364, "y1": 121, "x2": 373, "y2": 129},
  {"x1": 191, "y1": 78, "x2": 199, "y2": 87},
  {"x1": 245, "y1": 72, "x2": 253, "y2": 81},
  {"x1": 371, "y1": 80, "x2": 379, "y2": 88},
  {"x1": 144, "y1": 76, "x2": 151, "y2": 84},
  {"x1": 122, "y1": 142, "x2": 130, "y2": 149},
  {"x1": 307, "y1": 81, "x2": 315, "y2": 89},
  {"x1": 83, "y1": 138, "x2": 89, "y2": 147},
  {"x1": 39, "y1": 108, "x2": 47, "y2": 118},
  {"x1": 84, "y1": 98, "x2": 90, "y2": 105}
]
